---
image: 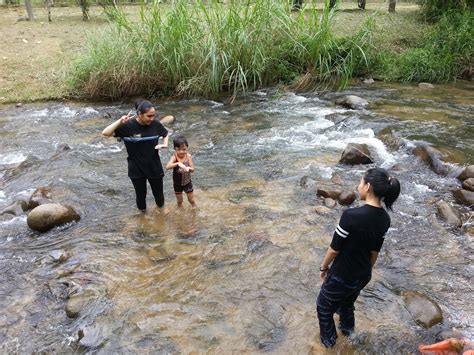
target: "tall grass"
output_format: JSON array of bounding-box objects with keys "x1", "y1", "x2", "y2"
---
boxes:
[
  {"x1": 68, "y1": 0, "x2": 374, "y2": 99},
  {"x1": 385, "y1": 10, "x2": 473, "y2": 82}
]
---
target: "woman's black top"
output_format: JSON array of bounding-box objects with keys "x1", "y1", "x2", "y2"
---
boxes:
[
  {"x1": 114, "y1": 119, "x2": 168, "y2": 179},
  {"x1": 330, "y1": 204, "x2": 390, "y2": 280}
]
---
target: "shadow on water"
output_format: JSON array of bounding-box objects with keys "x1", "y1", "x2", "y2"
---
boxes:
[{"x1": 0, "y1": 82, "x2": 473, "y2": 353}]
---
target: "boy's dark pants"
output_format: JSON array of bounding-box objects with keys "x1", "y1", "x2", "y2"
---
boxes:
[
  {"x1": 131, "y1": 177, "x2": 164, "y2": 210},
  {"x1": 316, "y1": 272, "x2": 371, "y2": 348}
]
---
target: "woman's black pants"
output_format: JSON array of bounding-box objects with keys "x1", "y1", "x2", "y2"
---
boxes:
[
  {"x1": 316, "y1": 272, "x2": 371, "y2": 348},
  {"x1": 130, "y1": 177, "x2": 164, "y2": 210}
]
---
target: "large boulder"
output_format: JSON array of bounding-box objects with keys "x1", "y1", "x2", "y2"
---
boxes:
[
  {"x1": 458, "y1": 165, "x2": 474, "y2": 181},
  {"x1": 0, "y1": 200, "x2": 28, "y2": 216},
  {"x1": 338, "y1": 190, "x2": 356, "y2": 206},
  {"x1": 452, "y1": 189, "x2": 474, "y2": 207},
  {"x1": 27, "y1": 203, "x2": 80, "y2": 232},
  {"x1": 160, "y1": 115, "x2": 175, "y2": 125},
  {"x1": 335, "y1": 95, "x2": 369, "y2": 110},
  {"x1": 28, "y1": 187, "x2": 53, "y2": 210},
  {"x1": 402, "y1": 290, "x2": 443, "y2": 328},
  {"x1": 339, "y1": 143, "x2": 373, "y2": 165},
  {"x1": 377, "y1": 127, "x2": 404, "y2": 151},
  {"x1": 436, "y1": 201, "x2": 462, "y2": 227},
  {"x1": 317, "y1": 188, "x2": 342, "y2": 200},
  {"x1": 418, "y1": 82, "x2": 435, "y2": 90},
  {"x1": 412, "y1": 144, "x2": 450, "y2": 176},
  {"x1": 462, "y1": 178, "x2": 474, "y2": 192}
]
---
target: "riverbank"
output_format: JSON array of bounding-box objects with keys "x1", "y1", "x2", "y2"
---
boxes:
[{"x1": 0, "y1": 3, "x2": 433, "y2": 103}]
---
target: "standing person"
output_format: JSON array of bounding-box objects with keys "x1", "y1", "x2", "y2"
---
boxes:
[
  {"x1": 165, "y1": 135, "x2": 196, "y2": 208},
  {"x1": 316, "y1": 168, "x2": 401, "y2": 348},
  {"x1": 102, "y1": 99, "x2": 169, "y2": 212}
]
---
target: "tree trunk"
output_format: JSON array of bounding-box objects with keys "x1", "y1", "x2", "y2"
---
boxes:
[
  {"x1": 25, "y1": 0, "x2": 34, "y2": 20},
  {"x1": 45, "y1": 0, "x2": 52, "y2": 22},
  {"x1": 388, "y1": 0, "x2": 396, "y2": 13}
]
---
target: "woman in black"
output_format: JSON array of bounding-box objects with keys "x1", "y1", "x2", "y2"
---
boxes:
[
  {"x1": 317, "y1": 168, "x2": 401, "y2": 348},
  {"x1": 102, "y1": 100, "x2": 169, "y2": 212}
]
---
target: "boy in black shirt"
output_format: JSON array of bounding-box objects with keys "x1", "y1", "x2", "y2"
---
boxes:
[{"x1": 317, "y1": 168, "x2": 401, "y2": 348}]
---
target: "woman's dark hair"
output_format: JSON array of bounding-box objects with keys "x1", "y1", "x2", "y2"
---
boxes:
[
  {"x1": 173, "y1": 135, "x2": 188, "y2": 148},
  {"x1": 134, "y1": 99, "x2": 154, "y2": 115},
  {"x1": 364, "y1": 168, "x2": 400, "y2": 211}
]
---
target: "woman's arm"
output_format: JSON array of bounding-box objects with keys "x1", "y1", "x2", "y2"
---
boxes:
[
  {"x1": 156, "y1": 135, "x2": 169, "y2": 150},
  {"x1": 370, "y1": 251, "x2": 379, "y2": 266},
  {"x1": 319, "y1": 247, "x2": 339, "y2": 280},
  {"x1": 102, "y1": 115, "x2": 130, "y2": 137}
]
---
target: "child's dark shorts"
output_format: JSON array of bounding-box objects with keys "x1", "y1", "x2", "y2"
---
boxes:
[{"x1": 174, "y1": 182, "x2": 193, "y2": 194}]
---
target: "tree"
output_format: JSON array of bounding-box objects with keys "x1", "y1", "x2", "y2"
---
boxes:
[
  {"x1": 79, "y1": 0, "x2": 90, "y2": 21},
  {"x1": 388, "y1": 0, "x2": 396, "y2": 13},
  {"x1": 25, "y1": 0, "x2": 34, "y2": 20}
]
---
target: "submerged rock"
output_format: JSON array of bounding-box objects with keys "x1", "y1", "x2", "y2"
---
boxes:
[
  {"x1": 436, "y1": 201, "x2": 462, "y2": 227},
  {"x1": 462, "y1": 178, "x2": 474, "y2": 192},
  {"x1": 339, "y1": 143, "x2": 373, "y2": 165},
  {"x1": 27, "y1": 203, "x2": 80, "y2": 232},
  {"x1": 49, "y1": 249, "x2": 70, "y2": 263},
  {"x1": 314, "y1": 206, "x2": 332, "y2": 215},
  {"x1": 413, "y1": 144, "x2": 450, "y2": 176},
  {"x1": 66, "y1": 289, "x2": 97, "y2": 318},
  {"x1": 338, "y1": 190, "x2": 356, "y2": 206},
  {"x1": 316, "y1": 188, "x2": 342, "y2": 200},
  {"x1": 28, "y1": 187, "x2": 53, "y2": 210},
  {"x1": 377, "y1": 127, "x2": 404, "y2": 151},
  {"x1": 0, "y1": 199, "x2": 28, "y2": 216},
  {"x1": 458, "y1": 166, "x2": 474, "y2": 181},
  {"x1": 78, "y1": 324, "x2": 108, "y2": 350},
  {"x1": 335, "y1": 95, "x2": 369, "y2": 109},
  {"x1": 324, "y1": 198, "x2": 337, "y2": 208},
  {"x1": 418, "y1": 82, "x2": 435, "y2": 89},
  {"x1": 402, "y1": 290, "x2": 443, "y2": 328},
  {"x1": 452, "y1": 189, "x2": 474, "y2": 207}
]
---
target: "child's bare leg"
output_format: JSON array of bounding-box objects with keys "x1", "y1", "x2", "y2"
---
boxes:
[
  {"x1": 186, "y1": 192, "x2": 196, "y2": 207},
  {"x1": 176, "y1": 193, "x2": 184, "y2": 207}
]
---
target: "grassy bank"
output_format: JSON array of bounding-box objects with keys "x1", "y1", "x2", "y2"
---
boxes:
[{"x1": 0, "y1": 2, "x2": 471, "y2": 103}]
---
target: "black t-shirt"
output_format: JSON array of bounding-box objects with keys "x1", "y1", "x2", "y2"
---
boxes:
[
  {"x1": 114, "y1": 118, "x2": 168, "y2": 179},
  {"x1": 329, "y1": 204, "x2": 391, "y2": 280}
]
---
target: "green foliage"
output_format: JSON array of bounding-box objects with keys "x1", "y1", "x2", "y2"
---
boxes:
[
  {"x1": 68, "y1": 0, "x2": 374, "y2": 99},
  {"x1": 417, "y1": 0, "x2": 472, "y2": 21},
  {"x1": 386, "y1": 10, "x2": 473, "y2": 82}
]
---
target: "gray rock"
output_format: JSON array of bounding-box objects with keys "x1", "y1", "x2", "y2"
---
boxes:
[
  {"x1": 314, "y1": 206, "x2": 331, "y2": 215},
  {"x1": 338, "y1": 190, "x2": 356, "y2": 206},
  {"x1": 160, "y1": 115, "x2": 175, "y2": 125},
  {"x1": 462, "y1": 178, "x2": 474, "y2": 192},
  {"x1": 0, "y1": 200, "x2": 28, "y2": 216},
  {"x1": 335, "y1": 95, "x2": 369, "y2": 109},
  {"x1": 324, "y1": 198, "x2": 337, "y2": 208},
  {"x1": 402, "y1": 290, "x2": 443, "y2": 328},
  {"x1": 452, "y1": 189, "x2": 474, "y2": 207},
  {"x1": 66, "y1": 289, "x2": 97, "y2": 318},
  {"x1": 49, "y1": 249, "x2": 70, "y2": 263},
  {"x1": 339, "y1": 143, "x2": 373, "y2": 165},
  {"x1": 78, "y1": 325, "x2": 108, "y2": 349},
  {"x1": 363, "y1": 78, "x2": 375, "y2": 84},
  {"x1": 27, "y1": 203, "x2": 80, "y2": 232},
  {"x1": 377, "y1": 127, "x2": 404, "y2": 151},
  {"x1": 418, "y1": 82, "x2": 435, "y2": 89},
  {"x1": 412, "y1": 144, "x2": 450, "y2": 176},
  {"x1": 458, "y1": 166, "x2": 474, "y2": 181},
  {"x1": 28, "y1": 187, "x2": 53, "y2": 210},
  {"x1": 436, "y1": 201, "x2": 462, "y2": 227},
  {"x1": 317, "y1": 188, "x2": 342, "y2": 200}
]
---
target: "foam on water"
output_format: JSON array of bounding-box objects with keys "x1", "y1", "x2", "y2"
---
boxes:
[{"x1": 0, "y1": 152, "x2": 27, "y2": 165}]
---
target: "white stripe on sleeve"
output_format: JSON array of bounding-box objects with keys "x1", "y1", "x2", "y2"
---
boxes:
[{"x1": 335, "y1": 225, "x2": 349, "y2": 238}]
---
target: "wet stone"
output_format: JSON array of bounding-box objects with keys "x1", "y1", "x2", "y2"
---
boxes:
[
  {"x1": 339, "y1": 143, "x2": 373, "y2": 165},
  {"x1": 436, "y1": 201, "x2": 462, "y2": 227},
  {"x1": 28, "y1": 186, "x2": 53, "y2": 210},
  {"x1": 317, "y1": 188, "x2": 342, "y2": 200},
  {"x1": 377, "y1": 127, "x2": 404, "y2": 151},
  {"x1": 0, "y1": 199, "x2": 28, "y2": 216},
  {"x1": 413, "y1": 144, "x2": 450, "y2": 176},
  {"x1": 461, "y1": 178, "x2": 474, "y2": 192},
  {"x1": 314, "y1": 206, "x2": 331, "y2": 215},
  {"x1": 338, "y1": 190, "x2": 356, "y2": 206},
  {"x1": 66, "y1": 289, "x2": 97, "y2": 318},
  {"x1": 246, "y1": 232, "x2": 273, "y2": 254},
  {"x1": 77, "y1": 324, "x2": 108, "y2": 350},
  {"x1": 458, "y1": 165, "x2": 474, "y2": 181},
  {"x1": 27, "y1": 203, "x2": 80, "y2": 232},
  {"x1": 402, "y1": 291, "x2": 443, "y2": 328},
  {"x1": 418, "y1": 82, "x2": 435, "y2": 89},
  {"x1": 49, "y1": 249, "x2": 70, "y2": 263},
  {"x1": 227, "y1": 187, "x2": 262, "y2": 203},
  {"x1": 452, "y1": 189, "x2": 474, "y2": 207},
  {"x1": 334, "y1": 95, "x2": 369, "y2": 109},
  {"x1": 324, "y1": 198, "x2": 337, "y2": 208}
]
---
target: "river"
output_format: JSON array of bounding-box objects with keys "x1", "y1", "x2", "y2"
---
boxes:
[{"x1": 0, "y1": 81, "x2": 473, "y2": 353}]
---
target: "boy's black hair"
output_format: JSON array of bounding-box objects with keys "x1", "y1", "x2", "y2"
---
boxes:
[{"x1": 173, "y1": 135, "x2": 189, "y2": 148}]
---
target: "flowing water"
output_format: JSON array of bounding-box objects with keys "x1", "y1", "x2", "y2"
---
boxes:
[{"x1": 0, "y1": 82, "x2": 473, "y2": 354}]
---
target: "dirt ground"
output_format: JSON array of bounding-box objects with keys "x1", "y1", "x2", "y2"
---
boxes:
[{"x1": 0, "y1": 3, "x2": 422, "y2": 104}]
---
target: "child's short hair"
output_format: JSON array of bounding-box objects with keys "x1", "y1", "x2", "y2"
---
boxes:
[{"x1": 173, "y1": 135, "x2": 189, "y2": 148}]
